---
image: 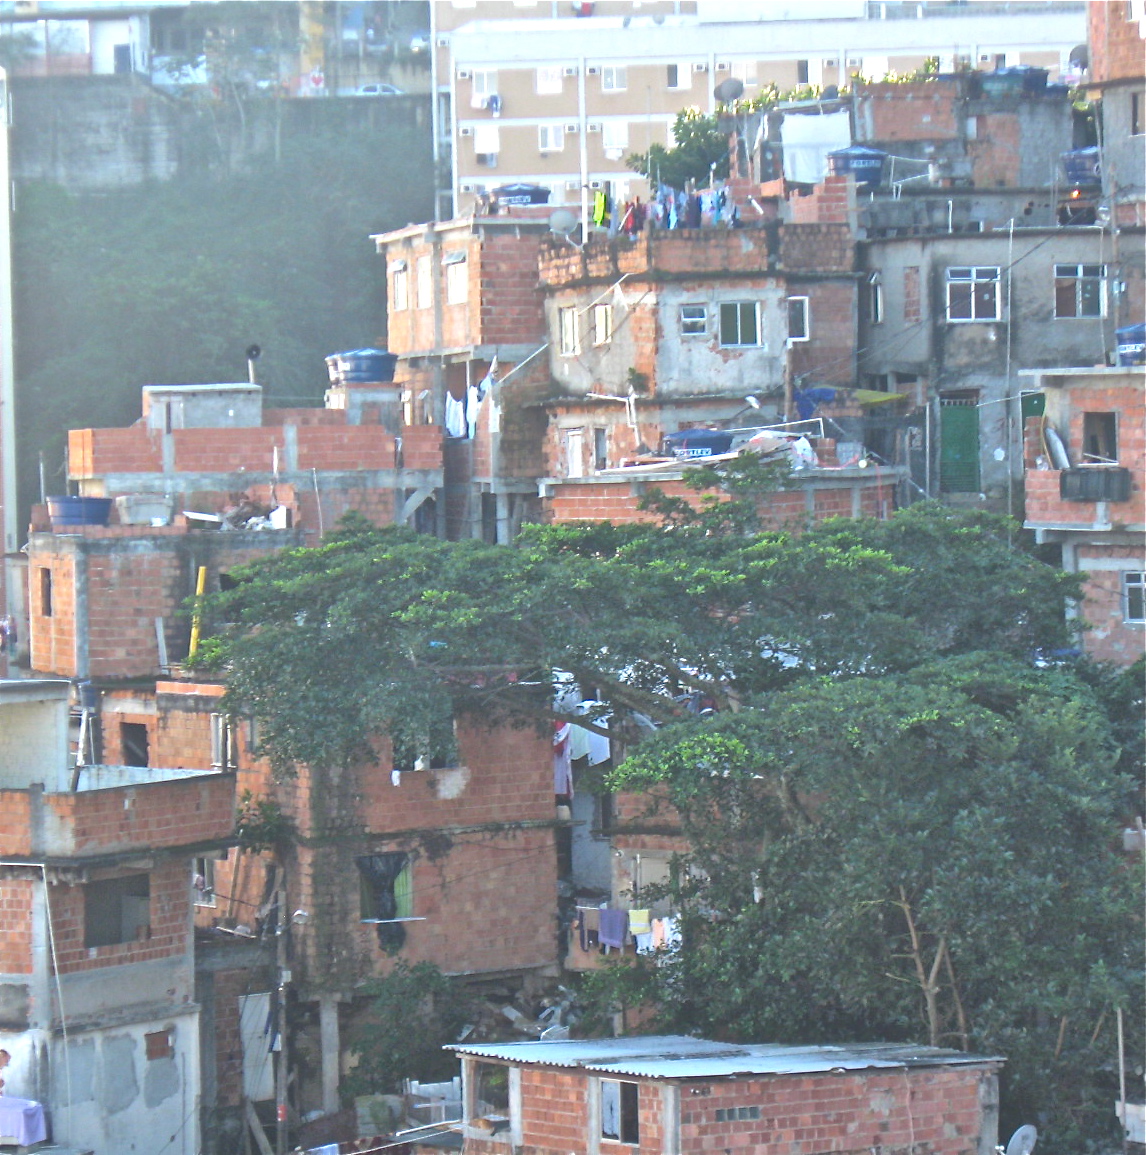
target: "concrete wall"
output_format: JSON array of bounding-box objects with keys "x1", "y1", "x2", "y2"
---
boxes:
[{"x1": 0, "y1": 681, "x2": 69, "y2": 787}]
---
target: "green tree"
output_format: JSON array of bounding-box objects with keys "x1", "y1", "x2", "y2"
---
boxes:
[
  {"x1": 343, "y1": 961, "x2": 471, "y2": 1098},
  {"x1": 604, "y1": 654, "x2": 1142, "y2": 1152},
  {"x1": 627, "y1": 107, "x2": 730, "y2": 189}
]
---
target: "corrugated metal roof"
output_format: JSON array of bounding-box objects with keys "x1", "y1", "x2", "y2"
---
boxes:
[{"x1": 449, "y1": 1037, "x2": 1003, "y2": 1080}]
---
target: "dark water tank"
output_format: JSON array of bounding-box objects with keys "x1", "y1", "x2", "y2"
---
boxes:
[
  {"x1": 1061, "y1": 147, "x2": 1101, "y2": 188},
  {"x1": 47, "y1": 496, "x2": 113, "y2": 529},
  {"x1": 325, "y1": 348, "x2": 398, "y2": 385},
  {"x1": 827, "y1": 145, "x2": 887, "y2": 188},
  {"x1": 1115, "y1": 323, "x2": 1146, "y2": 366},
  {"x1": 663, "y1": 428, "x2": 735, "y2": 459}
]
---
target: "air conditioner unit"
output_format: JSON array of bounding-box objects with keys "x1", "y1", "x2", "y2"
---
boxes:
[
  {"x1": 437, "y1": 36, "x2": 450, "y2": 47},
  {"x1": 457, "y1": 68, "x2": 471, "y2": 79},
  {"x1": 460, "y1": 126, "x2": 474, "y2": 136},
  {"x1": 587, "y1": 122, "x2": 602, "y2": 132},
  {"x1": 825, "y1": 59, "x2": 837, "y2": 66},
  {"x1": 589, "y1": 180, "x2": 603, "y2": 189},
  {"x1": 716, "y1": 61, "x2": 730, "y2": 71},
  {"x1": 565, "y1": 123, "x2": 579, "y2": 133},
  {"x1": 565, "y1": 180, "x2": 580, "y2": 191},
  {"x1": 693, "y1": 62, "x2": 708, "y2": 72},
  {"x1": 461, "y1": 183, "x2": 476, "y2": 193},
  {"x1": 587, "y1": 66, "x2": 600, "y2": 75},
  {"x1": 563, "y1": 65, "x2": 578, "y2": 76}
]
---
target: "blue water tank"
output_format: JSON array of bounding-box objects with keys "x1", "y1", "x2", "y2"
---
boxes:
[
  {"x1": 325, "y1": 348, "x2": 398, "y2": 385},
  {"x1": 1115, "y1": 323, "x2": 1146, "y2": 367},
  {"x1": 827, "y1": 145, "x2": 887, "y2": 188},
  {"x1": 663, "y1": 429, "x2": 735, "y2": 459},
  {"x1": 47, "y1": 496, "x2": 113, "y2": 529},
  {"x1": 1061, "y1": 147, "x2": 1100, "y2": 188}
]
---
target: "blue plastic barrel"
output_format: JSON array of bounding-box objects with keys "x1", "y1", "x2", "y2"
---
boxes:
[
  {"x1": 47, "y1": 496, "x2": 113, "y2": 529},
  {"x1": 827, "y1": 145, "x2": 887, "y2": 188},
  {"x1": 325, "y1": 348, "x2": 398, "y2": 385},
  {"x1": 1115, "y1": 323, "x2": 1146, "y2": 367}
]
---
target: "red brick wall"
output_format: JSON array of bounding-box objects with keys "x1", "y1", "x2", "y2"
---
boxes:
[
  {"x1": 0, "y1": 878, "x2": 34, "y2": 973},
  {"x1": 787, "y1": 279, "x2": 857, "y2": 387},
  {"x1": 28, "y1": 545, "x2": 78, "y2": 676},
  {"x1": 48, "y1": 772, "x2": 235, "y2": 855},
  {"x1": 1090, "y1": 1, "x2": 1146, "y2": 84},
  {"x1": 1077, "y1": 544, "x2": 1146, "y2": 666},
  {"x1": 478, "y1": 232, "x2": 547, "y2": 347},
  {"x1": 857, "y1": 77, "x2": 962, "y2": 141},
  {"x1": 69, "y1": 425, "x2": 163, "y2": 478},
  {"x1": 466, "y1": 1063, "x2": 994, "y2": 1155},
  {"x1": 968, "y1": 114, "x2": 1023, "y2": 188},
  {"x1": 48, "y1": 858, "x2": 192, "y2": 974}
]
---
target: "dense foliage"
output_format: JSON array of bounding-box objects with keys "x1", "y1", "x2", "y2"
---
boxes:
[
  {"x1": 13, "y1": 98, "x2": 430, "y2": 522},
  {"x1": 196, "y1": 479, "x2": 1139, "y2": 1152}
]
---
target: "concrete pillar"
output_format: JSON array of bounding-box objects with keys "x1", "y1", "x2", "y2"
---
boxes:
[{"x1": 319, "y1": 993, "x2": 340, "y2": 1115}]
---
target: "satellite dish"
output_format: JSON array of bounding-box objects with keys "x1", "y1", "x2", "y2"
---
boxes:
[
  {"x1": 1005, "y1": 1125, "x2": 1038, "y2": 1155},
  {"x1": 823, "y1": 84, "x2": 839, "y2": 100},
  {"x1": 1069, "y1": 44, "x2": 1088, "y2": 70},
  {"x1": 713, "y1": 77, "x2": 744, "y2": 104},
  {"x1": 548, "y1": 208, "x2": 579, "y2": 237}
]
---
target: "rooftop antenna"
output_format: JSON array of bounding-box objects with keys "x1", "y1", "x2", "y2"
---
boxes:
[
  {"x1": 246, "y1": 343, "x2": 261, "y2": 385},
  {"x1": 548, "y1": 208, "x2": 582, "y2": 250}
]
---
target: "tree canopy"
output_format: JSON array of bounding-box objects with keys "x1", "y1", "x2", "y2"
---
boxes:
[{"x1": 194, "y1": 485, "x2": 1140, "y2": 1153}]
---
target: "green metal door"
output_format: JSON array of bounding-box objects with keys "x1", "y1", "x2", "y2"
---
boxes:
[{"x1": 940, "y1": 396, "x2": 980, "y2": 492}]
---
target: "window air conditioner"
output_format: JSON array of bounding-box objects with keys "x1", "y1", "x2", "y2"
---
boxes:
[
  {"x1": 693, "y1": 62, "x2": 708, "y2": 72},
  {"x1": 716, "y1": 61, "x2": 730, "y2": 71},
  {"x1": 437, "y1": 36, "x2": 450, "y2": 47},
  {"x1": 460, "y1": 126, "x2": 474, "y2": 136},
  {"x1": 563, "y1": 66, "x2": 578, "y2": 76},
  {"x1": 457, "y1": 69, "x2": 471, "y2": 79},
  {"x1": 589, "y1": 180, "x2": 603, "y2": 189},
  {"x1": 565, "y1": 123, "x2": 578, "y2": 132},
  {"x1": 587, "y1": 66, "x2": 600, "y2": 75},
  {"x1": 587, "y1": 122, "x2": 602, "y2": 132}
]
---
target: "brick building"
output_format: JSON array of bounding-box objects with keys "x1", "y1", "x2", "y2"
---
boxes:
[
  {"x1": 0, "y1": 677, "x2": 234, "y2": 1155},
  {"x1": 373, "y1": 210, "x2": 554, "y2": 542},
  {"x1": 1022, "y1": 365, "x2": 1146, "y2": 667},
  {"x1": 451, "y1": 1035, "x2": 1002, "y2": 1155},
  {"x1": 1086, "y1": 0, "x2": 1146, "y2": 227}
]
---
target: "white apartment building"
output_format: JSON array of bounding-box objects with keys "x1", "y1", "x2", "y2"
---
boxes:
[{"x1": 429, "y1": 0, "x2": 1087, "y2": 219}]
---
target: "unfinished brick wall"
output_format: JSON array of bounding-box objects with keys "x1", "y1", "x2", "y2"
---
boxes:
[
  {"x1": 478, "y1": 231, "x2": 548, "y2": 347},
  {"x1": 856, "y1": 77, "x2": 963, "y2": 142},
  {"x1": 787, "y1": 278, "x2": 857, "y2": 387},
  {"x1": 48, "y1": 857, "x2": 193, "y2": 974},
  {"x1": 0, "y1": 877, "x2": 34, "y2": 974},
  {"x1": 1077, "y1": 543, "x2": 1146, "y2": 666},
  {"x1": 1090, "y1": 1, "x2": 1146, "y2": 83}
]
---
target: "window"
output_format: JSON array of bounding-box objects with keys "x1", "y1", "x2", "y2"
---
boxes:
[
  {"x1": 357, "y1": 852, "x2": 413, "y2": 949},
  {"x1": 539, "y1": 124, "x2": 565, "y2": 153},
  {"x1": 559, "y1": 306, "x2": 580, "y2": 356},
  {"x1": 473, "y1": 122, "x2": 500, "y2": 166},
  {"x1": 593, "y1": 427, "x2": 608, "y2": 471},
  {"x1": 946, "y1": 266, "x2": 1000, "y2": 322},
  {"x1": 38, "y1": 567, "x2": 52, "y2": 618},
  {"x1": 536, "y1": 65, "x2": 563, "y2": 94},
  {"x1": 444, "y1": 252, "x2": 468, "y2": 304},
  {"x1": 192, "y1": 857, "x2": 216, "y2": 907},
  {"x1": 121, "y1": 722, "x2": 149, "y2": 767},
  {"x1": 471, "y1": 69, "x2": 498, "y2": 108},
  {"x1": 1123, "y1": 572, "x2": 1145, "y2": 623},
  {"x1": 1082, "y1": 411, "x2": 1118, "y2": 463},
  {"x1": 600, "y1": 1079, "x2": 639, "y2": 1144},
  {"x1": 592, "y1": 303, "x2": 613, "y2": 346},
  {"x1": 209, "y1": 712, "x2": 235, "y2": 770},
  {"x1": 796, "y1": 59, "x2": 809, "y2": 84},
  {"x1": 416, "y1": 255, "x2": 433, "y2": 309},
  {"x1": 719, "y1": 301, "x2": 759, "y2": 347},
  {"x1": 786, "y1": 296, "x2": 809, "y2": 343},
  {"x1": 732, "y1": 59, "x2": 757, "y2": 87},
  {"x1": 601, "y1": 121, "x2": 628, "y2": 157},
  {"x1": 1054, "y1": 264, "x2": 1106, "y2": 318},
  {"x1": 565, "y1": 429, "x2": 585, "y2": 479},
  {"x1": 867, "y1": 273, "x2": 883, "y2": 323},
  {"x1": 601, "y1": 66, "x2": 627, "y2": 92},
  {"x1": 145, "y1": 1029, "x2": 173, "y2": 1061},
  {"x1": 666, "y1": 63, "x2": 689, "y2": 90},
  {"x1": 716, "y1": 1105, "x2": 761, "y2": 1122},
  {"x1": 1132, "y1": 91, "x2": 1141, "y2": 136},
  {"x1": 471, "y1": 1061, "x2": 510, "y2": 1117},
  {"x1": 84, "y1": 873, "x2": 150, "y2": 948},
  {"x1": 390, "y1": 261, "x2": 408, "y2": 311},
  {"x1": 680, "y1": 304, "x2": 708, "y2": 335}
]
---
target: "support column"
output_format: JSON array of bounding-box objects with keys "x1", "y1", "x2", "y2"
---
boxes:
[{"x1": 319, "y1": 994, "x2": 341, "y2": 1116}]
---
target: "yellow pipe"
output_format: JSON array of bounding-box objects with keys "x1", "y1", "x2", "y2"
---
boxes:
[{"x1": 188, "y1": 564, "x2": 207, "y2": 659}]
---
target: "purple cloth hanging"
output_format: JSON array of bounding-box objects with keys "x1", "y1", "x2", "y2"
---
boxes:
[{"x1": 598, "y1": 908, "x2": 628, "y2": 949}]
